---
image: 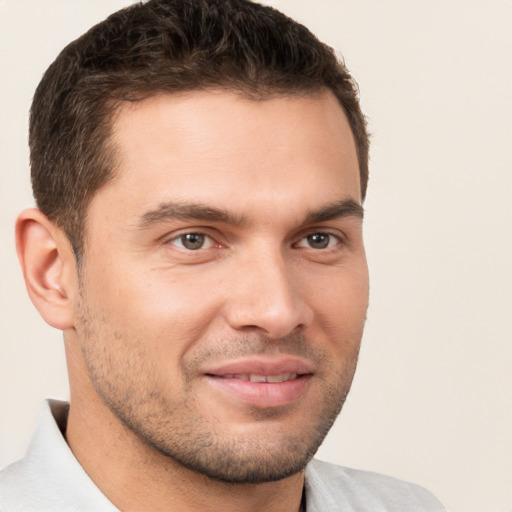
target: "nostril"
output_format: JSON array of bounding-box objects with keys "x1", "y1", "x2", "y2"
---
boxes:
[{"x1": 224, "y1": 274, "x2": 313, "y2": 339}]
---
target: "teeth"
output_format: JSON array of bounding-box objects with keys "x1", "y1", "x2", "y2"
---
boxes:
[
  {"x1": 220, "y1": 373, "x2": 298, "y2": 383},
  {"x1": 266, "y1": 373, "x2": 297, "y2": 383},
  {"x1": 249, "y1": 374, "x2": 267, "y2": 383}
]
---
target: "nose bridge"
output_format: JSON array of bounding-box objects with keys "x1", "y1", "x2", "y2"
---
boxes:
[{"x1": 225, "y1": 244, "x2": 312, "y2": 339}]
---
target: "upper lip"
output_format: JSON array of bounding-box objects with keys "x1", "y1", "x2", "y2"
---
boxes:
[{"x1": 202, "y1": 357, "x2": 315, "y2": 377}]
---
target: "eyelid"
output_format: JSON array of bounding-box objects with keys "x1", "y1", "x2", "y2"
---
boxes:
[
  {"x1": 164, "y1": 229, "x2": 220, "y2": 251},
  {"x1": 293, "y1": 229, "x2": 345, "y2": 249}
]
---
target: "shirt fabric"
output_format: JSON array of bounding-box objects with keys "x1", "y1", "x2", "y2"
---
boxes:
[{"x1": 0, "y1": 400, "x2": 446, "y2": 511}]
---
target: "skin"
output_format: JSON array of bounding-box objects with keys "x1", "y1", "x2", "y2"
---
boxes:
[{"x1": 16, "y1": 90, "x2": 369, "y2": 512}]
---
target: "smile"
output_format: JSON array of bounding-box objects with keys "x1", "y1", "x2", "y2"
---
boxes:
[
  {"x1": 216, "y1": 373, "x2": 298, "y2": 383},
  {"x1": 200, "y1": 357, "x2": 315, "y2": 408}
]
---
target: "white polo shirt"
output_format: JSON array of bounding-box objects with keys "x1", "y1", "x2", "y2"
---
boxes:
[{"x1": 0, "y1": 400, "x2": 446, "y2": 511}]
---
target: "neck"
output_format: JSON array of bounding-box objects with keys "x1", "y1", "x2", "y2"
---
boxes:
[{"x1": 65, "y1": 391, "x2": 305, "y2": 512}]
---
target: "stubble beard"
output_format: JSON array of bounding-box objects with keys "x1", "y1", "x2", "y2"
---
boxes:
[{"x1": 76, "y1": 293, "x2": 361, "y2": 484}]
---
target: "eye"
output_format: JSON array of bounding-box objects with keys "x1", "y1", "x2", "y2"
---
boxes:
[
  {"x1": 296, "y1": 232, "x2": 340, "y2": 250},
  {"x1": 169, "y1": 232, "x2": 215, "y2": 251}
]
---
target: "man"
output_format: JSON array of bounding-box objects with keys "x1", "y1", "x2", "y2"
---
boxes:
[{"x1": 0, "y1": 0, "x2": 445, "y2": 510}]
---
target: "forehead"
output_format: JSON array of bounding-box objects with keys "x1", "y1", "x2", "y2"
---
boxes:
[
  {"x1": 112, "y1": 89, "x2": 356, "y2": 155},
  {"x1": 94, "y1": 90, "x2": 361, "y2": 221}
]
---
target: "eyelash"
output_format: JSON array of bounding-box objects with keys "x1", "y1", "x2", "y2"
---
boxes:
[
  {"x1": 166, "y1": 230, "x2": 343, "y2": 252},
  {"x1": 295, "y1": 232, "x2": 342, "y2": 250},
  {"x1": 167, "y1": 232, "x2": 217, "y2": 251}
]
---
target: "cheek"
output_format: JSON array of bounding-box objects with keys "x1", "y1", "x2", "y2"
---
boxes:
[
  {"x1": 82, "y1": 261, "x2": 227, "y2": 353},
  {"x1": 304, "y1": 260, "x2": 368, "y2": 319}
]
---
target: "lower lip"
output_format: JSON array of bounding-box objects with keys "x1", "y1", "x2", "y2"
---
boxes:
[{"x1": 203, "y1": 374, "x2": 312, "y2": 408}]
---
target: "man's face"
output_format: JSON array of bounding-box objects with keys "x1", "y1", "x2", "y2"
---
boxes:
[{"x1": 73, "y1": 90, "x2": 369, "y2": 483}]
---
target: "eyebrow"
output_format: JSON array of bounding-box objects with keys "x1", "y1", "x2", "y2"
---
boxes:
[
  {"x1": 136, "y1": 198, "x2": 363, "y2": 230},
  {"x1": 302, "y1": 199, "x2": 364, "y2": 224},
  {"x1": 137, "y1": 202, "x2": 246, "y2": 229}
]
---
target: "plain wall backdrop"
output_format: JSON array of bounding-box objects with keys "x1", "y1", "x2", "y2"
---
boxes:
[{"x1": 1, "y1": 1, "x2": 511, "y2": 511}]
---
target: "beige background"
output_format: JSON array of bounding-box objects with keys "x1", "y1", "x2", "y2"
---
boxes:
[{"x1": 1, "y1": 1, "x2": 511, "y2": 511}]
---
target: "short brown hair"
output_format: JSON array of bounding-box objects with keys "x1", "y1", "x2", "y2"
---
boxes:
[{"x1": 30, "y1": 0, "x2": 369, "y2": 258}]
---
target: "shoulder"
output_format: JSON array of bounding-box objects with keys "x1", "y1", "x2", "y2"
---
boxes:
[
  {"x1": 305, "y1": 459, "x2": 446, "y2": 512},
  {"x1": 0, "y1": 400, "x2": 119, "y2": 512},
  {"x1": 0, "y1": 459, "x2": 36, "y2": 511}
]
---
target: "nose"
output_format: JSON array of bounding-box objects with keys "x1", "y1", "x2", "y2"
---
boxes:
[{"x1": 223, "y1": 249, "x2": 313, "y2": 339}]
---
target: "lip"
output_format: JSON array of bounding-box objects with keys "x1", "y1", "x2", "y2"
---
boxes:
[
  {"x1": 203, "y1": 356, "x2": 315, "y2": 377},
  {"x1": 202, "y1": 357, "x2": 314, "y2": 409}
]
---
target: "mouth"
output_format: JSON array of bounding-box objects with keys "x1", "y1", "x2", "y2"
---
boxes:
[
  {"x1": 210, "y1": 373, "x2": 299, "y2": 383},
  {"x1": 202, "y1": 358, "x2": 314, "y2": 409}
]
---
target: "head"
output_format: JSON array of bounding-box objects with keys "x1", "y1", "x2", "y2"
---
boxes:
[
  {"x1": 29, "y1": 0, "x2": 369, "y2": 260},
  {"x1": 19, "y1": 0, "x2": 370, "y2": 487}
]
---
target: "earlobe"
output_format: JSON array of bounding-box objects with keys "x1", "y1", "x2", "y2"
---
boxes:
[{"x1": 16, "y1": 208, "x2": 78, "y2": 330}]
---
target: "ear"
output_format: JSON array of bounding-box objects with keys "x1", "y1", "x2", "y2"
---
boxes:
[{"x1": 16, "y1": 208, "x2": 78, "y2": 330}]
